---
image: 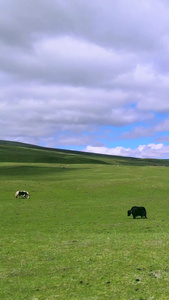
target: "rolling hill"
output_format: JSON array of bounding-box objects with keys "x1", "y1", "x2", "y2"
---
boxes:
[{"x1": 0, "y1": 140, "x2": 168, "y2": 166}]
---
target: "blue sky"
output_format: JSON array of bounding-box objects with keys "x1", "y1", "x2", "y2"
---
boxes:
[{"x1": 1, "y1": 0, "x2": 169, "y2": 158}]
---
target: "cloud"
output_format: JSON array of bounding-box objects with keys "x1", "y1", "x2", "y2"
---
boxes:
[
  {"x1": 0, "y1": 83, "x2": 153, "y2": 140},
  {"x1": 121, "y1": 118, "x2": 169, "y2": 141},
  {"x1": 84, "y1": 143, "x2": 169, "y2": 159},
  {"x1": 121, "y1": 126, "x2": 154, "y2": 140},
  {"x1": 1, "y1": 0, "x2": 167, "y2": 49},
  {"x1": 1, "y1": 0, "x2": 169, "y2": 158}
]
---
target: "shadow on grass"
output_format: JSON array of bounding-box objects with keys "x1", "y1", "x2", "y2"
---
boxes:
[{"x1": 0, "y1": 165, "x2": 83, "y2": 178}]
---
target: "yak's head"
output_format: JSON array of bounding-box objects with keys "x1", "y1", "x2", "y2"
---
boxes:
[{"x1": 127, "y1": 210, "x2": 131, "y2": 216}]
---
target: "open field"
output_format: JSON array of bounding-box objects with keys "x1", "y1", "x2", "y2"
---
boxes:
[{"x1": 1, "y1": 142, "x2": 169, "y2": 299}]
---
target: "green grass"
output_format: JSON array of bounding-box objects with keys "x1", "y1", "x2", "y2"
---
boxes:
[{"x1": 1, "y1": 142, "x2": 169, "y2": 299}]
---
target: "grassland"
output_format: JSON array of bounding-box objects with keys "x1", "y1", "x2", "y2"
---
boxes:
[{"x1": 1, "y1": 141, "x2": 169, "y2": 299}]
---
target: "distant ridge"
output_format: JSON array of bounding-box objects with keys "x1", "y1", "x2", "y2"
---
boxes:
[{"x1": 0, "y1": 140, "x2": 168, "y2": 166}]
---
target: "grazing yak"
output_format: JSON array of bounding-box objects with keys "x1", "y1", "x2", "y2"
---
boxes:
[
  {"x1": 15, "y1": 191, "x2": 30, "y2": 199},
  {"x1": 127, "y1": 206, "x2": 147, "y2": 219}
]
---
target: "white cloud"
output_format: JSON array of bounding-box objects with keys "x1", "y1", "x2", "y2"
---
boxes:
[
  {"x1": 1, "y1": 1, "x2": 169, "y2": 157},
  {"x1": 84, "y1": 143, "x2": 169, "y2": 159}
]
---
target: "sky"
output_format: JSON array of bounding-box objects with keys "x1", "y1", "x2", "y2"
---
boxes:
[{"x1": 1, "y1": 0, "x2": 169, "y2": 159}]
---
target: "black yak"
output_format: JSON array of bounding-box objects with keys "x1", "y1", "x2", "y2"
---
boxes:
[{"x1": 127, "y1": 206, "x2": 147, "y2": 219}]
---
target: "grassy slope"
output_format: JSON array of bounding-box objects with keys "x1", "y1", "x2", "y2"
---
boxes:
[
  {"x1": 1, "y1": 141, "x2": 169, "y2": 299},
  {"x1": 0, "y1": 140, "x2": 169, "y2": 166}
]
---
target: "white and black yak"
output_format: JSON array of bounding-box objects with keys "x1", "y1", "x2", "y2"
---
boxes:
[{"x1": 15, "y1": 191, "x2": 30, "y2": 199}]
